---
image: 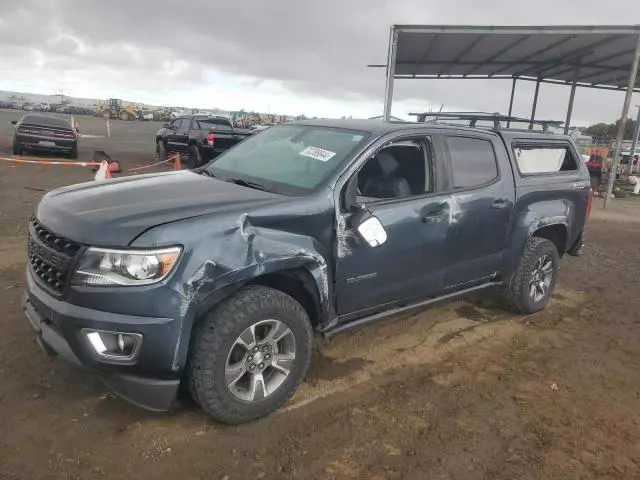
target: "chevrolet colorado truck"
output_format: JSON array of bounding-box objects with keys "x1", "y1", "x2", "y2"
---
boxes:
[
  {"x1": 155, "y1": 114, "x2": 252, "y2": 168},
  {"x1": 23, "y1": 119, "x2": 591, "y2": 424}
]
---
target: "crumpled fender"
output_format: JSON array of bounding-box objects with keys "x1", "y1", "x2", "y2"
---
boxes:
[
  {"x1": 181, "y1": 213, "x2": 329, "y2": 315},
  {"x1": 141, "y1": 212, "x2": 331, "y2": 371}
]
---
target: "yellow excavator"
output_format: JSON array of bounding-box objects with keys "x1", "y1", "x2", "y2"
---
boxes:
[{"x1": 96, "y1": 99, "x2": 140, "y2": 121}]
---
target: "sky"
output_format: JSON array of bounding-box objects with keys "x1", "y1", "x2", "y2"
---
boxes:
[{"x1": 0, "y1": 0, "x2": 639, "y2": 125}]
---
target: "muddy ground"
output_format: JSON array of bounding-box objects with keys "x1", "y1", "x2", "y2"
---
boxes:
[{"x1": 1, "y1": 111, "x2": 640, "y2": 479}]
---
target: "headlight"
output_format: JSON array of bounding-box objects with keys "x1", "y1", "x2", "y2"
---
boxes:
[{"x1": 72, "y1": 247, "x2": 182, "y2": 286}]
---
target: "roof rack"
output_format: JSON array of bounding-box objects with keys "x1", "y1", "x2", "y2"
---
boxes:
[{"x1": 408, "y1": 111, "x2": 564, "y2": 132}]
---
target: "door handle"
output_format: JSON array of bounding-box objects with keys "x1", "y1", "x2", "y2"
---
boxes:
[
  {"x1": 422, "y1": 202, "x2": 449, "y2": 223},
  {"x1": 490, "y1": 199, "x2": 509, "y2": 210}
]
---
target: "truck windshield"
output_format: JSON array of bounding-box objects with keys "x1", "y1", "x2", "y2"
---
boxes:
[{"x1": 208, "y1": 125, "x2": 369, "y2": 195}]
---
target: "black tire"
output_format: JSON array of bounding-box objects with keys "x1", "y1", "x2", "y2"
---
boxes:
[
  {"x1": 188, "y1": 144, "x2": 203, "y2": 169},
  {"x1": 12, "y1": 139, "x2": 23, "y2": 156},
  {"x1": 67, "y1": 146, "x2": 78, "y2": 159},
  {"x1": 501, "y1": 237, "x2": 559, "y2": 314},
  {"x1": 188, "y1": 285, "x2": 313, "y2": 424},
  {"x1": 156, "y1": 140, "x2": 167, "y2": 161}
]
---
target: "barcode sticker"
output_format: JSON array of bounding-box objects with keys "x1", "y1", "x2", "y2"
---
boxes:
[{"x1": 299, "y1": 146, "x2": 336, "y2": 162}]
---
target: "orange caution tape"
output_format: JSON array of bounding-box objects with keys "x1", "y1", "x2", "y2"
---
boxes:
[
  {"x1": 128, "y1": 154, "x2": 178, "y2": 172},
  {"x1": 0, "y1": 156, "x2": 101, "y2": 167}
]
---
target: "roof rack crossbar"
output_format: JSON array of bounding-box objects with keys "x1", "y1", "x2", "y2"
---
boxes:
[{"x1": 408, "y1": 111, "x2": 563, "y2": 132}]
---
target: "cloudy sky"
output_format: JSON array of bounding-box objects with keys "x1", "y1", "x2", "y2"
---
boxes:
[{"x1": 1, "y1": 0, "x2": 639, "y2": 125}]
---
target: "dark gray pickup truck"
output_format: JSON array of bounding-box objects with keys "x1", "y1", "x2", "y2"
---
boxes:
[
  {"x1": 23, "y1": 119, "x2": 591, "y2": 423},
  {"x1": 155, "y1": 114, "x2": 252, "y2": 168}
]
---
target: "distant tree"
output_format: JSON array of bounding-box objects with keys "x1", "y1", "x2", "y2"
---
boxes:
[{"x1": 584, "y1": 118, "x2": 637, "y2": 140}]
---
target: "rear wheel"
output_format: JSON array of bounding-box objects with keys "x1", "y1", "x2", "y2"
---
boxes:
[
  {"x1": 501, "y1": 237, "x2": 559, "y2": 314},
  {"x1": 188, "y1": 285, "x2": 313, "y2": 424},
  {"x1": 188, "y1": 144, "x2": 203, "y2": 168},
  {"x1": 120, "y1": 112, "x2": 130, "y2": 121}
]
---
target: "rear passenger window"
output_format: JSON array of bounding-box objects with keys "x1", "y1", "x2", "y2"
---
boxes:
[
  {"x1": 198, "y1": 119, "x2": 232, "y2": 132},
  {"x1": 447, "y1": 137, "x2": 498, "y2": 189},
  {"x1": 513, "y1": 145, "x2": 578, "y2": 174}
]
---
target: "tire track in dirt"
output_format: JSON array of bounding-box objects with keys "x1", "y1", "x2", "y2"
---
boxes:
[{"x1": 283, "y1": 287, "x2": 586, "y2": 413}]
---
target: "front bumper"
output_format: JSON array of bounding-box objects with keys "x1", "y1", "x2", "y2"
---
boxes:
[{"x1": 23, "y1": 270, "x2": 180, "y2": 411}]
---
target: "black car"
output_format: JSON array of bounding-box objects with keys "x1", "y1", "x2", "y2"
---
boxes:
[
  {"x1": 12, "y1": 113, "x2": 79, "y2": 158},
  {"x1": 24, "y1": 119, "x2": 590, "y2": 424},
  {"x1": 155, "y1": 115, "x2": 253, "y2": 168}
]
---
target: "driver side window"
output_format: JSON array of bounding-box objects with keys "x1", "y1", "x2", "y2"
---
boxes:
[
  {"x1": 170, "y1": 118, "x2": 181, "y2": 130},
  {"x1": 355, "y1": 137, "x2": 433, "y2": 202}
]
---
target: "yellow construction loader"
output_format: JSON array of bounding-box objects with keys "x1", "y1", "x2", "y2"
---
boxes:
[{"x1": 96, "y1": 99, "x2": 140, "y2": 121}]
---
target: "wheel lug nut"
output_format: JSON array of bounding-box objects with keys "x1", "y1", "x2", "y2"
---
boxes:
[
  {"x1": 262, "y1": 345, "x2": 269, "y2": 352},
  {"x1": 249, "y1": 364, "x2": 256, "y2": 370},
  {"x1": 247, "y1": 355, "x2": 253, "y2": 361},
  {"x1": 253, "y1": 346, "x2": 259, "y2": 353},
  {"x1": 265, "y1": 354, "x2": 271, "y2": 360},
  {"x1": 259, "y1": 363, "x2": 265, "y2": 369}
]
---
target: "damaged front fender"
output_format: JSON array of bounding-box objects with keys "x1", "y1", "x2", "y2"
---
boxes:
[{"x1": 133, "y1": 210, "x2": 332, "y2": 372}]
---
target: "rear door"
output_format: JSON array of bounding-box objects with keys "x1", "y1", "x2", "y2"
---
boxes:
[
  {"x1": 174, "y1": 117, "x2": 191, "y2": 154},
  {"x1": 441, "y1": 133, "x2": 515, "y2": 289}
]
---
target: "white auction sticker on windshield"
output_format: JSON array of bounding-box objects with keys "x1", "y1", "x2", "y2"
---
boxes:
[{"x1": 299, "y1": 146, "x2": 336, "y2": 162}]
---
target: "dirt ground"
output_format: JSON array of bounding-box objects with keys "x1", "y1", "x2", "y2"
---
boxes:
[{"x1": 1, "y1": 111, "x2": 640, "y2": 479}]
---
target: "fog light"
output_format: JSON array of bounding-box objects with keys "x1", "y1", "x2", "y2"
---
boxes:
[{"x1": 82, "y1": 329, "x2": 142, "y2": 361}]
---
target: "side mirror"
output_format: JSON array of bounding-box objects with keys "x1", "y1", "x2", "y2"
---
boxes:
[
  {"x1": 356, "y1": 215, "x2": 387, "y2": 247},
  {"x1": 10, "y1": 120, "x2": 17, "y2": 125},
  {"x1": 351, "y1": 210, "x2": 387, "y2": 247}
]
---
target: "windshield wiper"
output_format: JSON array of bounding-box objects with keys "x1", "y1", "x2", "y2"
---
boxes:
[
  {"x1": 194, "y1": 167, "x2": 214, "y2": 177},
  {"x1": 226, "y1": 178, "x2": 269, "y2": 192}
]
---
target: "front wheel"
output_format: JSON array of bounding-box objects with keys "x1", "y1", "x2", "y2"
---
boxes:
[
  {"x1": 501, "y1": 237, "x2": 559, "y2": 314},
  {"x1": 188, "y1": 286, "x2": 313, "y2": 424},
  {"x1": 12, "y1": 139, "x2": 23, "y2": 156},
  {"x1": 156, "y1": 140, "x2": 167, "y2": 161}
]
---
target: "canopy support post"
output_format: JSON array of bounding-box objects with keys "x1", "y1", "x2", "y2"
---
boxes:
[
  {"x1": 383, "y1": 27, "x2": 399, "y2": 122},
  {"x1": 604, "y1": 35, "x2": 640, "y2": 209},
  {"x1": 564, "y1": 66, "x2": 580, "y2": 135},
  {"x1": 507, "y1": 77, "x2": 516, "y2": 128},
  {"x1": 529, "y1": 77, "x2": 541, "y2": 130}
]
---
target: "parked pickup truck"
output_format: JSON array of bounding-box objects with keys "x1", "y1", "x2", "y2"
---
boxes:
[
  {"x1": 155, "y1": 114, "x2": 252, "y2": 168},
  {"x1": 23, "y1": 119, "x2": 591, "y2": 424}
]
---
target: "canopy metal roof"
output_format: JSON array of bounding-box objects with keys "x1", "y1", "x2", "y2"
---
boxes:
[
  {"x1": 378, "y1": 25, "x2": 640, "y2": 209},
  {"x1": 389, "y1": 25, "x2": 640, "y2": 91}
]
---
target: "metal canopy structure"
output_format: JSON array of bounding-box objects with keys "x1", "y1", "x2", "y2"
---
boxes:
[{"x1": 379, "y1": 25, "x2": 640, "y2": 208}]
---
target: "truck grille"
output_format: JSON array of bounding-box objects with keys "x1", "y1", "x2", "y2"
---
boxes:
[{"x1": 28, "y1": 217, "x2": 82, "y2": 295}]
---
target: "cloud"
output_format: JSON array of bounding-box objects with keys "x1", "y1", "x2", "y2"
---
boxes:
[{"x1": 0, "y1": 0, "x2": 638, "y2": 122}]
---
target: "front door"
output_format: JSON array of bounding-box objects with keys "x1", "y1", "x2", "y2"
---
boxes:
[
  {"x1": 166, "y1": 118, "x2": 182, "y2": 154},
  {"x1": 334, "y1": 136, "x2": 451, "y2": 316}
]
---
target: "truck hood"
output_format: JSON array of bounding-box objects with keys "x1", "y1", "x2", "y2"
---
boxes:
[{"x1": 36, "y1": 171, "x2": 282, "y2": 246}]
